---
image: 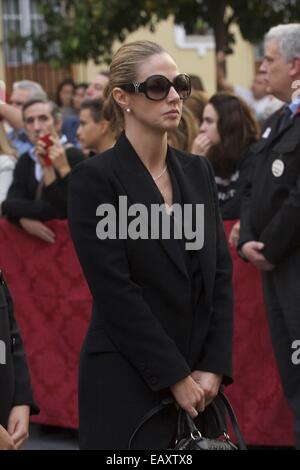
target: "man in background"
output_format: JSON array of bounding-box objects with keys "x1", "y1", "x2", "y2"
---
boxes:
[
  {"x1": 238, "y1": 24, "x2": 300, "y2": 449},
  {"x1": 62, "y1": 71, "x2": 109, "y2": 145}
]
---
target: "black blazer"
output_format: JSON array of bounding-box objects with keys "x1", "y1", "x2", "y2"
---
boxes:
[
  {"x1": 0, "y1": 270, "x2": 39, "y2": 428},
  {"x1": 239, "y1": 108, "x2": 300, "y2": 264},
  {"x1": 2, "y1": 146, "x2": 84, "y2": 223},
  {"x1": 68, "y1": 133, "x2": 233, "y2": 449}
]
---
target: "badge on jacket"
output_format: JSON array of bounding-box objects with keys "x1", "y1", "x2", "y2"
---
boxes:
[
  {"x1": 262, "y1": 127, "x2": 272, "y2": 139},
  {"x1": 272, "y1": 159, "x2": 285, "y2": 177}
]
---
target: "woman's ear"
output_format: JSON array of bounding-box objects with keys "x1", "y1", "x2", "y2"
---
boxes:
[{"x1": 112, "y1": 88, "x2": 130, "y2": 110}]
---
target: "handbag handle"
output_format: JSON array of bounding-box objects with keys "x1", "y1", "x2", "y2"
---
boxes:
[
  {"x1": 128, "y1": 397, "x2": 174, "y2": 450},
  {"x1": 176, "y1": 398, "x2": 227, "y2": 442},
  {"x1": 128, "y1": 391, "x2": 247, "y2": 450},
  {"x1": 218, "y1": 392, "x2": 247, "y2": 450}
]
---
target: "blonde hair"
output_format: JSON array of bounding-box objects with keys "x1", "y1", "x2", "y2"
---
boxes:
[
  {"x1": 185, "y1": 90, "x2": 209, "y2": 127},
  {"x1": 167, "y1": 105, "x2": 199, "y2": 152},
  {"x1": 0, "y1": 122, "x2": 17, "y2": 158},
  {"x1": 104, "y1": 40, "x2": 165, "y2": 135}
]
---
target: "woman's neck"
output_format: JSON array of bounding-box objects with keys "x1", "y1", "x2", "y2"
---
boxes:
[{"x1": 125, "y1": 124, "x2": 168, "y2": 173}]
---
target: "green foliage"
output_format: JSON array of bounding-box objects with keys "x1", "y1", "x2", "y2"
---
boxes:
[{"x1": 11, "y1": 0, "x2": 300, "y2": 67}]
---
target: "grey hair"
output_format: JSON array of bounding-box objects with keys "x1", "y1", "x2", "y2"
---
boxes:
[
  {"x1": 265, "y1": 24, "x2": 300, "y2": 63},
  {"x1": 22, "y1": 97, "x2": 62, "y2": 122},
  {"x1": 13, "y1": 80, "x2": 47, "y2": 100}
]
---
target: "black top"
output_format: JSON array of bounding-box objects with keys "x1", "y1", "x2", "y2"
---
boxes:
[
  {"x1": 214, "y1": 148, "x2": 256, "y2": 221},
  {"x1": 1, "y1": 146, "x2": 84, "y2": 223}
]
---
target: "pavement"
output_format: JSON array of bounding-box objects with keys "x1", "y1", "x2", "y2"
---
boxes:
[{"x1": 23, "y1": 424, "x2": 79, "y2": 450}]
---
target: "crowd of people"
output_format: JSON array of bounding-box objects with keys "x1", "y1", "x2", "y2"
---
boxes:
[
  {"x1": 0, "y1": 68, "x2": 282, "y2": 239},
  {"x1": 0, "y1": 22, "x2": 300, "y2": 450}
]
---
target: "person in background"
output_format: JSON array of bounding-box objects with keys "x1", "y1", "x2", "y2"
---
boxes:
[
  {"x1": 0, "y1": 269, "x2": 39, "y2": 450},
  {"x1": 1, "y1": 98, "x2": 84, "y2": 243},
  {"x1": 85, "y1": 71, "x2": 110, "y2": 99},
  {"x1": 73, "y1": 83, "x2": 88, "y2": 114},
  {"x1": 77, "y1": 99, "x2": 116, "y2": 156},
  {"x1": 0, "y1": 122, "x2": 18, "y2": 211},
  {"x1": 189, "y1": 74, "x2": 205, "y2": 92},
  {"x1": 216, "y1": 51, "x2": 253, "y2": 105},
  {"x1": 192, "y1": 93, "x2": 259, "y2": 220},
  {"x1": 62, "y1": 72, "x2": 110, "y2": 145},
  {"x1": 250, "y1": 71, "x2": 283, "y2": 127},
  {"x1": 0, "y1": 80, "x2": 47, "y2": 156},
  {"x1": 185, "y1": 90, "x2": 209, "y2": 129},
  {"x1": 55, "y1": 78, "x2": 76, "y2": 118},
  {"x1": 238, "y1": 24, "x2": 300, "y2": 449}
]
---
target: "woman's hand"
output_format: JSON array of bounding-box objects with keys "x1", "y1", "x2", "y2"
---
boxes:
[
  {"x1": 191, "y1": 371, "x2": 222, "y2": 407},
  {"x1": 7, "y1": 405, "x2": 30, "y2": 449},
  {"x1": 191, "y1": 133, "x2": 212, "y2": 157},
  {"x1": 0, "y1": 424, "x2": 16, "y2": 450},
  {"x1": 20, "y1": 218, "x2": 56, "y2": 244},
  {"x1": 170, "y1": 375, "x2": 205, "y2": 418}
]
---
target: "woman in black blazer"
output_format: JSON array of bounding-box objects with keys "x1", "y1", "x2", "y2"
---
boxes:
[
  {"x1": 68, "y1": 40, "x2": 233, "y2": 450},
  {"x1": 0, "y1": 270, "x2": 38, "y2": 449}
]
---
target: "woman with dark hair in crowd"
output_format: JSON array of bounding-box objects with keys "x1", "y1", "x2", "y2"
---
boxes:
[
  {"x1": 68, "y1": 40, "x2": 233, "y2": 450},
  {"x1": 55, "y1": 78, "x2": 76, "y2": 118},
  {"x1": 192, "y1": 92, "x2": 260, "y2": 221}
]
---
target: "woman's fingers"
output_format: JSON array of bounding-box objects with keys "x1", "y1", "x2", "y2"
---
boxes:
[{"x1": 187, "y1": 406, "x2": 198, "y2": 419}]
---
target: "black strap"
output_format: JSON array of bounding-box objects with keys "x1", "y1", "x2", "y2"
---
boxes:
[
  {"x1": 128, "y1": 397, "x2": 174, "y2": 450},
  {"x1": 218, "y1": 392, "x2": 247, "y2": 450},
  {"x1": 128, "y1": 392, "x2": 246, "y2": 450}
]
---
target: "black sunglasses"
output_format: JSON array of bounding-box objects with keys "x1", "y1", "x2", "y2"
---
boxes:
[{"x1": 120, "y1": 74, "x2": 191, "y2": 101}]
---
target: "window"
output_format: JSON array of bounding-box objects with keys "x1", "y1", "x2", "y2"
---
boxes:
[
  {"x1": 2, "y1": 0, "x2": 47, "y2": 65},
  {"x1": 174, "y1": 24, "x2": 215, "y2": 57}
]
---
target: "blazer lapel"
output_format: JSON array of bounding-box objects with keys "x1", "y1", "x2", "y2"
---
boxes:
[
  {"x1": 168, "y1": 149, "x2": 216, "y2": 301},
  {"x1": 261, "y1": 107, "x2": 295, "y2": 149},
  {"x1": 113, "y1": 133, "x2": 189, "y2": 280}
]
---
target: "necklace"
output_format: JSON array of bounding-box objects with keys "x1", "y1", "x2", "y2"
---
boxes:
[{"x1": 153, "y1": 165, "x2": 167, "y2": 181}]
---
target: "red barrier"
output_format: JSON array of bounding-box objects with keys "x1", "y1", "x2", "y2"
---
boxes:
[{"x1": 0, "y1": 219, "x2": 294, "y2": 446}]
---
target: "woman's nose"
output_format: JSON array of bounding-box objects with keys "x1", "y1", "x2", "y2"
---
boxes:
[
  {"x1": 200, "y1": 122, "x2": 206, "y2": 133},
  {"x1": 167, "y1": 85, "x2": 180, "y2": 102}
]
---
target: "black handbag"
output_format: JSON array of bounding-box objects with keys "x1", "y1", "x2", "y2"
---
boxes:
[{"x1": 129, "y1": 391, "x2": 247, "y2": 450}]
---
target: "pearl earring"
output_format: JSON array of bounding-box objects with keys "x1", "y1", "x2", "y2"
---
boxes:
[{"x1": 126, "y1": 107, "x2": 131, "y2": 113}]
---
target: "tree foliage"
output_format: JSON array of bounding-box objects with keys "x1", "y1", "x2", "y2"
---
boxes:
[{"x1": 9, "y1": 0, "x2": 300, "y2": 67}]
